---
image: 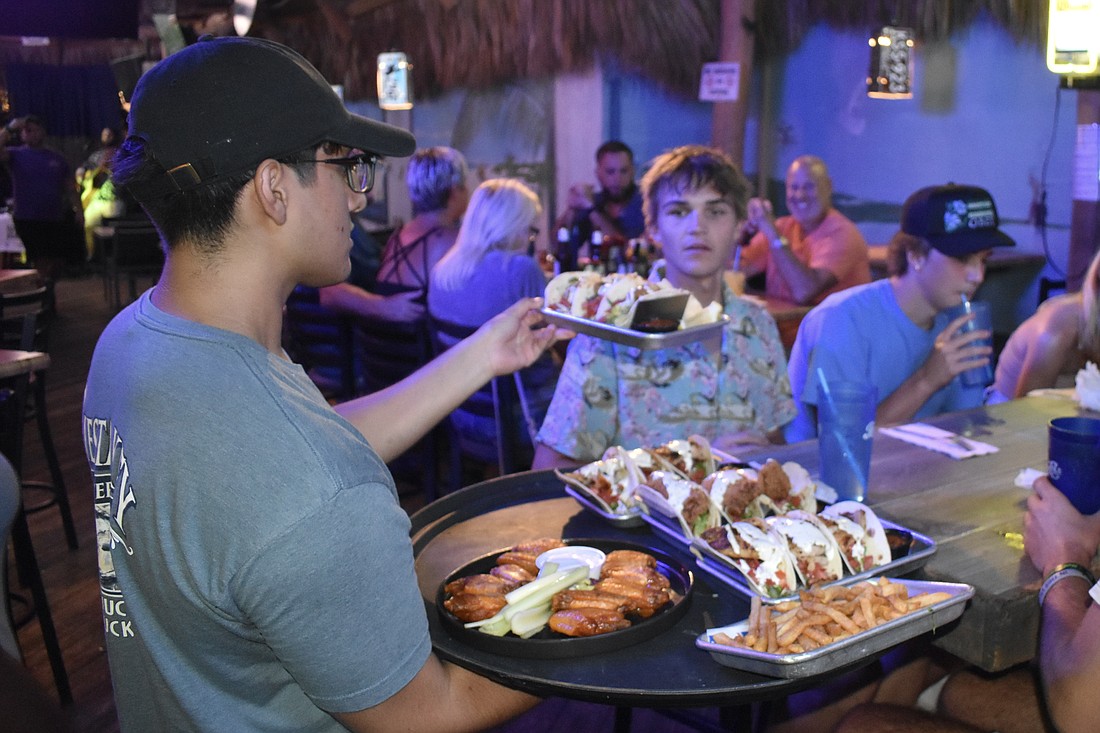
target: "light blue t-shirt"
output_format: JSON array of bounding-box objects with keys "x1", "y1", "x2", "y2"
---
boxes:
[
  {"x1": 785, "y1": 279, "x2": 985, "y2": 441},
  {"x1": 83, "y1": 292, "x2": 431, "y2": 732}
]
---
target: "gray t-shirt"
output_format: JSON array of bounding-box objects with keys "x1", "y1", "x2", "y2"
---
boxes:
[{"x1": 83, "y1": 292, "x2": 430, "y2": 732}]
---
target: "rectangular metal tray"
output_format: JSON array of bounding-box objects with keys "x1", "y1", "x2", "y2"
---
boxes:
[
  {"x1": 696, "y1": 578, "x2": 974, "y2": 678},
  {"x1": 639, "y1": 502, "x2": 936, "y2": 603},
  {"x1": 540, "y1": 309, "x2": 728, "y2": 350},
  {"x1": 563, "y1": 485, "x2": 648, "y2": 528}
]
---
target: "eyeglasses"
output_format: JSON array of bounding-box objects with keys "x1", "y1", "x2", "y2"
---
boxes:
[{"x1": 300, "y1": 154, "x2": 378, "y2": 193}]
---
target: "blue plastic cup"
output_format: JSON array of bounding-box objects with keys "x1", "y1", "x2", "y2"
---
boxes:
[
  {"x1": 944, "y1": 299, "x2": 993, "y2": 388},
  {"x1": 1048, "y1": 417, "x2": 1100, "y2": 514},
  {"x1": 817, "y1": 382, "x2": 878, "y2": 503}
]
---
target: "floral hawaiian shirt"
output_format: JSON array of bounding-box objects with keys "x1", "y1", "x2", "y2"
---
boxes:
[{"x1": 537, "y1": 283, "x2": 795, "y2": 462}]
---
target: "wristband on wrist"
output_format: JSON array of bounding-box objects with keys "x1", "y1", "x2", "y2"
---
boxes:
[{"x1": 1038, "y1": 562, "x2": 1096, "y2": 607}]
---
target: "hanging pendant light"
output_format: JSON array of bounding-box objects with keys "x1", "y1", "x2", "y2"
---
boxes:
[{"x1": 867, "y1": 26, "x2": 915, "y2": 99}]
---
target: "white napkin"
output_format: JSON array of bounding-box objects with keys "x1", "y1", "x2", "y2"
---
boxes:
[
  {"x1": 1014, "y1": 467, "x2": 1045, "y2": 489},
  {"x1": 1076, "y1": 362, "x2": 1100, "y2": 411},
  {"x1": 879, "y1": 422, "x2": 998, "y2": 460}
]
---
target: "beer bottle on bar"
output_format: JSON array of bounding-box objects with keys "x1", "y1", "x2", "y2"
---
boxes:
[
  {"x1": 555, "y1": 227, "x2": 573, "y2": 272},
  {"x1": 590, "y1": 230, "x2": 604, "y2": 274}
]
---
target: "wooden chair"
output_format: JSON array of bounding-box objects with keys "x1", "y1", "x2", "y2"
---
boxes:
[
  {"x1": 103, "y1": 219, "x2": 163, "y2": 310},
  {"x1": 428, "y1": 315, "x2": 535, "y2": 493},
  {"x1": 0, "y1": 361, "x2": 71, "y2": 704},
  {"x1": 283, "y1": 286, "x2": 359, "y2": 401},
  {"x1": 354, "y1": 314, "x2": 444, "y2": 501},
  {"x1": 0, "y1": 288, "x2": 77, "y2": 550}
]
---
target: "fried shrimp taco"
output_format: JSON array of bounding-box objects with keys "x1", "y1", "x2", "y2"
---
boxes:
[
  {"x1": 647, "y1": 435, "x2": 716, "y2": 483},
  {"x1": 767, "y1": 512, "x2": 844, "y2": 586},
  {"x1": 701, "y1": 468, "x2": 776, "y2": 523},
  {"x1": 818, "y1": 501, "x2": 891, "y2": 573},
  {"x1": 700, "y1": 519, "x2": 798, "y2": 598},
  {"x1": 775, "y1": 461, "x2": 818, "y2": 513},
  {"x1": 637, "y1": 470, "x2": 720, "y2": 538},
  {"x1": 555, "y1": 446, "x2": 640, "y2": 515}
]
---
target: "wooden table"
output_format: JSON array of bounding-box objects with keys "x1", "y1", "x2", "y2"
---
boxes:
[
  {"x1": 0, "y1": 348, "x2": 49, "y2": 378},
  {"x1": 0, "y1": 269, "x2": 40, "y2": 295},
  {"x1": 744, "y1": 395, "x2": 1084, "y2": 672}
]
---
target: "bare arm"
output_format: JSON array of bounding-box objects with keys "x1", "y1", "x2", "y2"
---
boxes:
[
  {"x1": 531, "y1": 441, "x2": 580, "y2": 470},
  {"x1": 588, "y1": 207, "x2": 624, "y2": 239},
  {"x1": 1024, "y1": 477, "x2": 1100, "y2": 733},
  {"x1": 875, "y1": 313, "x2": 991, "y2": 426},
  {"x1": 318, "y1": 282, "x2": 424, "y2": 323},
  {"x1": 767, "y1": 246, "x2": 838, "y2": 305},
  {"x1": 333, "y1": 654, "x2": 539, "y2": 733},
  {"x1": 335, "y1": 298, "x2": 566, "y2": 462},
  {"x1": 1012, "y1": 327, "x2": 1077, "y2": 397}
]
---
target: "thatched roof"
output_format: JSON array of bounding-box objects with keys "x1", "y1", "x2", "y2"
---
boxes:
[
  {"x1": 1, "y1": 0, "x2": 1052, "y2": 102},
  {"x1": 241, "y1": 0, "x2": 1053, "y2": 100}
]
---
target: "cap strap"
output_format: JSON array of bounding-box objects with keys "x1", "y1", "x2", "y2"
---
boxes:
[{"x1": 166, "y1": 163, "x2": 202, "y2": 190}]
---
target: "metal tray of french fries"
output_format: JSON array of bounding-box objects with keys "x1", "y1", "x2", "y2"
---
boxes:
[
  {"x1": 692, "y1": 519, "x2": 937, "y2": 603},
  {"x1": 696, "y1": 578, "x2": 974, "y2": 678},
  {"x1": 540, "y1": 309, "x2": 729, "y2": 350},
  {"x1": 563, "y1": 485, "x2": 648, "y2": 528}
]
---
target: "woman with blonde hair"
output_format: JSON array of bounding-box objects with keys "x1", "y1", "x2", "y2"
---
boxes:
[
  {"x1": 429, "y1": 178, "x2": 558, "y2": 464},
  {"x1": 431, "y1": 178, "x2": 542, "y2": 299},
  {"x1": 989, "y1": 249, "x2": 1100, "y2": 401}
]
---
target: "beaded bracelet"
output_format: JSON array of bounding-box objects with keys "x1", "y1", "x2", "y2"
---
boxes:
[{"x1": 1038, "y1": 562, "x2": 1096, "y2": 607}]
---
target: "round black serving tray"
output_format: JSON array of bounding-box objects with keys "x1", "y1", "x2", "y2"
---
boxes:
[{"x1": 436, "y1": 538, "x2": 694, "y2": 659}]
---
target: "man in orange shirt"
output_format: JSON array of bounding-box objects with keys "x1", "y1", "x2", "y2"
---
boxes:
[{"x1": 739, "y1": 155, "x2": 870, "y2": 306}]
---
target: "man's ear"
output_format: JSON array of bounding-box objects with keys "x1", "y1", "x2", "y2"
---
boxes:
[{"x1": 253, "y1": 159, "x2": 288, "y2": 225}]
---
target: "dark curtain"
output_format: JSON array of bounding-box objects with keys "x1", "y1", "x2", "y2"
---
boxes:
[{"x1": 5, "y1": 63, "x2": 123, "y2": 138}]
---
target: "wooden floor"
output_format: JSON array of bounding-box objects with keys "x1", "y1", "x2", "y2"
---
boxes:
[{"x1": 8, "y1": 275, "x2": 719, "y2": 733}]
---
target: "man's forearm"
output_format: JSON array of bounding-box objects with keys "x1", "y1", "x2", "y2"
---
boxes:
[
  {"x1": 769, "y1": 247, "x2": 835, "y2": 305},
  {"x1": 1039, "y1": 582, "x2": 1100, "y2": 733},
  {"x1": 875, "y1": 368, "x2": 939, "y2": 427}
]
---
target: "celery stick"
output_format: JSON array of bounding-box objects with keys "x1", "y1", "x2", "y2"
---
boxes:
[
  {"x1": 477, "y1": 616, "x2": 511, "y2": 637},
  {"x1": 510, "y1": 605, "x2": 553, "y2": 638},
  {"x1": 503, "y1": 566, "x2": 588, "y2": 617},
  {"x1": 464, "y1": 612, "x2": 504, "y2": 629},
  {"x1": 504, "y1": 565, "x2": 587, "y2": 605}
]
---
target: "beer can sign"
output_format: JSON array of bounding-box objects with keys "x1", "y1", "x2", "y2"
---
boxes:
[{"x1": 377, "y1": 52, "x2": 413, "y2": 111}]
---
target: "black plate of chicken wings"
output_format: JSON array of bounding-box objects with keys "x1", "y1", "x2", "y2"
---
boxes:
[{"x1": 435, "y1": 538, "x2": 694, "y2": 659}]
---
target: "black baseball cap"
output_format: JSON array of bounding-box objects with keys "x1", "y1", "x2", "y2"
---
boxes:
[
  {"x1": 900, "y1": 183, "x2": 1015, "y2": 257},
  {"x1": 128, "y1": 36, "x2": 416, "y2": 199}
]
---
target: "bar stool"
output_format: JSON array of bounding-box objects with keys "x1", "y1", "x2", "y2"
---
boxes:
[
  {"x1": 0, "y1": 288, "x2": 77, "y2": 549},
  {"x1": 0, "y1": 343, "x2": 71, "y2": 704}
]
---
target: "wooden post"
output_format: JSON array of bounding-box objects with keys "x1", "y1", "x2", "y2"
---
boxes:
[
  {"x1": 1069, "y1": 89, "x2": 1100, "y2": 290},
  {"x1": 710, "y1": 0, "x2": 755, "y2": 166}
]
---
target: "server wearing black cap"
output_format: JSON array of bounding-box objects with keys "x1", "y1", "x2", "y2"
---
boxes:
[
  {"x1": 83, "y1": 36, "x2": 558, "y2": 732},
  {"x1": 785, "y1": 183, "x2": 1015, "y2": 441}
]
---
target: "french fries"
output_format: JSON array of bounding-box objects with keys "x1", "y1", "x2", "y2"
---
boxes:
[{"x1": 712, "y1": 578, "x2": 952, "y2": 655}]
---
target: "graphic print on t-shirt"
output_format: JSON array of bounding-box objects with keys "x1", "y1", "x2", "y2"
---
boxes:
[{"x1": 83, "y1": 414, "x2": 136, "y2": 639}]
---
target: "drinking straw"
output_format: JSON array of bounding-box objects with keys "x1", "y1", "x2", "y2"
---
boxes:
[{"x1": 816, "y1": 368, "x2": 869, "y2": 491}]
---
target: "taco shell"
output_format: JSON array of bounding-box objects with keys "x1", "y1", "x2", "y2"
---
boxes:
[
  {"x1": 636, "y1": 471, "x2": 720, "y2": 538},
  {"x1": 767, "y1": 513, "x2": 844, "y2": 586},
  {"x1": 722, "y1": 520, "x2": 799, "y2": 599},
  {"x1": 555, "y1": 447, "x2": 637, "y2": 515},
  {"x1": 819, "y1": 501, "x2": 891, "y2": 573}
]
